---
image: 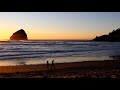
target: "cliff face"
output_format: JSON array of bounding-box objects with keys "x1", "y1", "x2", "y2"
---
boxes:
[
  {"x1": 10, "y1": 29, "x2": 28, "y2": 40},
  {"x1": 93, "y1": 28, "x2": 120, "y2": 41}
]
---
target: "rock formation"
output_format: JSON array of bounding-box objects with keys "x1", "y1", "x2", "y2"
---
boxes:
[
  {"x1": 93, "y1": 28, "x2": 120, "y2": 41},
  {"x1": 10, "y1": 29, "x2": 28, "y2": 40}
]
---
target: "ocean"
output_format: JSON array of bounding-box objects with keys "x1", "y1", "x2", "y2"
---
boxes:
[{"x1": 0, "y1": 40, "x2": 120, "y2": 66}]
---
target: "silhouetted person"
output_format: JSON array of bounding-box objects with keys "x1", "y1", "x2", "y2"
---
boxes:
[
  {"x1": 47, "y1": 61, "x2": 49, "y2": 69},
  {"x1": 51, "y1": 60, "x2": 55, "y2": 70}
]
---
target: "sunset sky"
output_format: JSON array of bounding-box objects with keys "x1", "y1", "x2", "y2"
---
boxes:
[{"x1": 0, "y1": 12, "x2": 120, "y2": 40}]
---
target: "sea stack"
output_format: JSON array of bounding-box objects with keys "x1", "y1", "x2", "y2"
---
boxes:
[
  {"x1": 93, "y1": 28, "x2": 120, "y2": 41},
  {"x1": 10, "y1": 29, "x2": 28, "y2": 40}
]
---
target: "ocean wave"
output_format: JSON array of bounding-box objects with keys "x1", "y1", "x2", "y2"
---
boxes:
[{"x1": 0, "y1": 40, "x2": 120, "y2": 61}]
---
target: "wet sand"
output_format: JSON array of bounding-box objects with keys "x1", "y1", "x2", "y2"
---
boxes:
[{"x1": 0, "y1": 60, "x2": 120, "y2": 78}]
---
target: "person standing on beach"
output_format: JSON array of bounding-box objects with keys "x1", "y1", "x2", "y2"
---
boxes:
[
  {"x1": 51, "y1": 60, "x2": 55, "y2": 70},
  {"x1": 47, "y1": 61, "x2": 49, "y2": 69}
]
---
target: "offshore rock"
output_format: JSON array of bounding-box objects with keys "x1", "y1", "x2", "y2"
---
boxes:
[{"x1": 10, "y1": 29, "x2": 28, "y2": 40}]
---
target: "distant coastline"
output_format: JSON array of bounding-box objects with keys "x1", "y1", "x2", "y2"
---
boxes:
[{"x1": 93, "y1": 28, "x2": 120, "y2": 41}]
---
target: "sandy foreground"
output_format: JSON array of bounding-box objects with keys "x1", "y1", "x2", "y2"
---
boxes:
[{"x1": 0, "y1": 60, "x2": 120, "y2": 78}]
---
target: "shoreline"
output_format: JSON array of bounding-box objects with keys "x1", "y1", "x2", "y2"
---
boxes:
[
  {"x1": 0, "y1": 59, "x2": 119, "y2": 73},
  {"x1": 0, "y1": 59, "x2": 120, "y2": 78}
]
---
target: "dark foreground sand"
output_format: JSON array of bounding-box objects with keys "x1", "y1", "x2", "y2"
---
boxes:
[{"x1": 0, "y1": 60, "x2": 120, "y2": 78}]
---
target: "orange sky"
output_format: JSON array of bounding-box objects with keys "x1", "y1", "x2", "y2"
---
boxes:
[{"x1": 0, "y1": 27, "x2": 101, "y2": 40}]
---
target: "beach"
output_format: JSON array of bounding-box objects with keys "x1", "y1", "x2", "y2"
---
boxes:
[
  {"x1": 0, "y1": 60, "x2": 120, "y2": 78},
  {"x1": 1, "y1": 12, "x2": 120, "y2": 79}
]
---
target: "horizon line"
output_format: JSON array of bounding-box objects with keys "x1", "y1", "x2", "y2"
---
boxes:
[{"x1": 0, "y1": 39, "x2": 92, "y2": 41}]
